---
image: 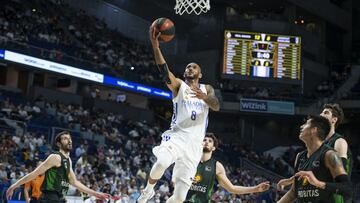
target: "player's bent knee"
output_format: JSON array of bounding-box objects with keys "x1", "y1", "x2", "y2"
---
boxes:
[
  {"x1": 155, "y1": 154, "x2": 173, "y2": 170},
  {"x1": 149, "y1": 154, "x2": 173, "y2": 179}
]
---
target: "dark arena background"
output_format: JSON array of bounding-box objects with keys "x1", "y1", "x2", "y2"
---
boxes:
[{"x1": 0, "y1": 0, "x2": 360, "y2": 202}]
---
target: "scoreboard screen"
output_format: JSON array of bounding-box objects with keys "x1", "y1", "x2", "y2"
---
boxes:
[{"x1": 222, "y1": 30, "x2": 301, "y2": 82}]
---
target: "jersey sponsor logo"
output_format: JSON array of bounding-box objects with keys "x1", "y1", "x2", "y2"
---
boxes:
[
  {"x1": 63, "y1": 161, "x2": 68, "y2": 170},
  {"x1": 189, "y1": 184, "x2": 207, "y2": 193},
  {"x1": 297, "y1": 189, "x2": 320, "y2": 198},
  {"x1": 182, "y1": 100, "x2": 205, "y2": 111},
  {"x1": 61, "y1": 180, "x2": 69, "y2": 187},
  {"x1": 205, "y1": 166, "x2": 212, "y2": 172},
  {"x1": 61, "y1": 182, "x2": 69, "y2": 196},
  {"x1": 61, "y1": 180, "x2": 69, "y2": 195},
  {"x1": 302, "y1": 177, "x2": 309, "y2": 186},
  {"x1": 193, "y1": 174, "x2": 202, "y2": 183}
]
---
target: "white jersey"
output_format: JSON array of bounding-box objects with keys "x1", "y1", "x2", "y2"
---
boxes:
[{"x1": 162, "y1": 81, "x2": 209, "y2": 145}]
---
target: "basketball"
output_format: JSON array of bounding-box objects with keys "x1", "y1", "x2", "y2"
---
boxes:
[{"x1": 151, "y1": 17, "x2": 175, "y2": 42}]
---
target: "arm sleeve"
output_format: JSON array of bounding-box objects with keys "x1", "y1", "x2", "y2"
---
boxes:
[
  {"x1": 325, "y1": 174, "x2": 352, "y2": 198},
  {"x1": 157, "y1": 63, "x2": 171, "y2": 84}
]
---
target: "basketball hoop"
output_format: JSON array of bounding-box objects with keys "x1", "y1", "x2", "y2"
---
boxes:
[{"x1": 174, "y1": 0, "x2": 210, "y2": 15}]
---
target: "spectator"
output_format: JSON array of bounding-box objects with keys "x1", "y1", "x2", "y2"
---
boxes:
[
  {"x1": 0, "y1": 163, "x2": 8, "y2": 181},
  {"x1": 158, "y1": 182, "x2": 170, "y2": 196},
  {"x1": 75, "y1": 144, "x2": 86, "y2": 157}
]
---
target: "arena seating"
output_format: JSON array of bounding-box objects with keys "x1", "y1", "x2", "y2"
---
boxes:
[
  {"x1": 0, "y1": 0, "x2": 162, "y2": 88},
  {"x1": 0, "y1": 88, "x2": 289, "y2": 202}
]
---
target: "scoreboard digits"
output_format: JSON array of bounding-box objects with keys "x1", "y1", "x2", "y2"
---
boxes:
[{"x1": 223, "y1": 30, "x2": 301, "y2": 81}]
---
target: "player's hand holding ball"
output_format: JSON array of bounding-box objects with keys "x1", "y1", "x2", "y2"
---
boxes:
[
  {"x1": 149, "y1": 24, "x2": 160, "y2": 49},
  {"x1": 149, "y1": 17, "x2": 175, "y2": 49},
  {"x1": 151, "y1": 18, "x2": 175, "y2": 42}
]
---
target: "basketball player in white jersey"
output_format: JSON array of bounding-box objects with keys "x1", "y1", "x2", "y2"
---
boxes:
[{"x1": 137, "y1": 25, "x2": 220, "y2": 203}]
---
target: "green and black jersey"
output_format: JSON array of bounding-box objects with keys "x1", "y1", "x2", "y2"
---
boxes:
[
  {"x1": 294, "y1": 144, "x2": 334, "y2": 203},
  {"x1": 41, "y1": 152, "x2": 70, "y2": 197},
  {"x1": 186, "y1": 158, "x2": 217, "y2": 203},
  {"x1": 324, "y1": 133, "x2": 353, "y2": 175},
  {"x1": 324, "y1": 133, "x2": 353, "y2": 203}
]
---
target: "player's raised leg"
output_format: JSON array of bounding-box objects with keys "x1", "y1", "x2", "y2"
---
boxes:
[{"x1": 137, "y1": 146, "x2": 175, "y2": 203}]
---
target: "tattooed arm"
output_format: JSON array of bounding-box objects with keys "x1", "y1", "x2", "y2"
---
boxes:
[
  {"x1": 294, "y1": 150, "x2": 352, "y2": 199},
  {"x1": 191, "y1": 84, "x2": 220, "y2": 111},
  {"x1": 322, "y1": 150, "x2": 352, "y2": 198},
  {"x1": 204, "y1": 85, "x2": 220, "y2": 111},
  {"x1": 324, "y1": 150, "x2": 348, "y2": 178}
]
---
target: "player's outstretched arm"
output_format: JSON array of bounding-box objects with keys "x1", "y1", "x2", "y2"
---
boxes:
[
  {"x1": 277, "y1": 176, "x2": 294, "y2": 191},
  {"x1": 277, "y1": 152, "x2": 300, "y2": 202},
  {"x1": 6, "y1": 154, "x2": 61, "y2": 200},
  {"x1": 277, "y1": 183, "x2": 296, "y2": 203},
  {"x1": 68, "y1": 160, "x2": 110, "y2": 200},
  {"x1": 215, "y1": 162, "x2": 270, "y2": 194},
  {"x1": 277, "y1": 152, "x2": 301, "y2": 191},
  {"x1": 149, "y1": 25, "x2": 181, "y2": 94}
]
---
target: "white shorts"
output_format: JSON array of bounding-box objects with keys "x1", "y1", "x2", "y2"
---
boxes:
[{"x1": 153, "y1": 133, "x2": 203, "y2": 186}]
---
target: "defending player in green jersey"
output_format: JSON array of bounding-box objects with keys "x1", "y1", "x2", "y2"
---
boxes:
[
  {"x1": 7, "y1": 131, "x2": 110, "y2": 203},
  {"x1": 278, "y1": 104, "x2": 353, "y2": 203},
  {"x1": 277, "y1": 115, "x2": 352, "y2": 203},
  {"x1": 185, "y1": 133, "x2": 270, "y2": 203}
]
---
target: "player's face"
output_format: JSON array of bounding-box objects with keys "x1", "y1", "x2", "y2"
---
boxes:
[
  {"x1": 203, "y1": 137, "x2": 215, "y2": 152},
  {"x1": 320, "y1": 108, "x2": 336, "y2": 127},
  {"x1": 59, "y1": 134, "x2": 72, "y2": 152},
  {"x1": 184, "y1": 63, "x2": 202, "y2": 80},
  {"x1": 299, "y1": 119, "x2": 313, "y2": 141}
]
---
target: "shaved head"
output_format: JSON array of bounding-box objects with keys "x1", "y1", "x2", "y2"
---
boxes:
[
  {"x1": 184, "y1": 62, "x2": 202, "y2": 80},
  {"x1": 186, "y1": 63, "x2": 201, "y2": 72}
]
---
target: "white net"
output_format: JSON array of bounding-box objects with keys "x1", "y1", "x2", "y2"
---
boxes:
[{"x1": 174, "y1": 0, "x2": 210, "y2": 15}]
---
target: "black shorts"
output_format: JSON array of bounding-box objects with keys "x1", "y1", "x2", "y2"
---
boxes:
[
  {"x1": 39, "y1": 192, "x2": 66, "y2": 203},
  {"x1": 30, "y1": 199, "x2": 40, "y2": 203}
]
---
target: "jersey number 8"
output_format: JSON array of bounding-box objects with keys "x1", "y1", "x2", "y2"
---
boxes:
[{"x1": 191, "y1": 111, "x2": 197, "y2": 120}]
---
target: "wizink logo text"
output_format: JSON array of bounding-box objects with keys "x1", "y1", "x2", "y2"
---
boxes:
[{"x1": 241, "y1": 100, "x2": 267, "y2": 111}]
